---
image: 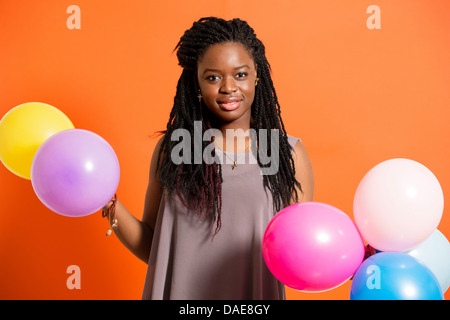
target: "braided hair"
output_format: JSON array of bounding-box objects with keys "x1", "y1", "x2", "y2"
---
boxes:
[{"x1": 155, "y1": 17, "x2": 302, "y2": 235}]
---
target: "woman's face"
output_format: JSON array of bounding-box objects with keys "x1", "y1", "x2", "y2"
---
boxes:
[{"x1": 197, "y1": 42, "x2": 257, "y2": 127}]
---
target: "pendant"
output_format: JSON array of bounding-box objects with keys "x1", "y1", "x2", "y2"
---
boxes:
[{"x1": 231, "y1": 161, "x2": 237, "y2": 170}]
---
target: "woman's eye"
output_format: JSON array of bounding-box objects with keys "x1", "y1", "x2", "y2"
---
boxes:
[
  {"x1": 206, "y1": 75, "x2": 220, "y2": 81},
  {"x1": 236, "y1": 72, "x2": 248, "y2": 79}
]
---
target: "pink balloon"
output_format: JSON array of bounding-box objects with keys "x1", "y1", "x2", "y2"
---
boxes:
[
  {"x1": 353, "y1": 158, "x2": 444, "y2": 252},
  {"x1": 31, "y1": 129, "x2": 120, "y2": 217},
  {"x1": 262, "y1": 202, "x2": 365, "y2": 292}
]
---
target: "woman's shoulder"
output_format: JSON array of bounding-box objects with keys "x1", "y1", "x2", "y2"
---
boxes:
[{"x1": 285, "y1": 134, "x2": 302, "y2": 148}]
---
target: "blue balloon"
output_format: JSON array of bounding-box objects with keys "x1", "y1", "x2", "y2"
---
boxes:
[{"x1": 350, "y1": 252, "x2": 444, "y2": 300}]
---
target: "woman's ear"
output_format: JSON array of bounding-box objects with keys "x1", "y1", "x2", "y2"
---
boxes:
[
  {"x1": 194, "y1": 72, "x2": 204, "y2": 99},
  {"x1": 193, "y1": 71, "x2": 200, "y2": 91}
]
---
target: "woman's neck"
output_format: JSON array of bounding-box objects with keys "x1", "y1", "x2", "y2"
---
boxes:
[{"x1": 210, "y1": 118, "x2": 255, "y2": 153}]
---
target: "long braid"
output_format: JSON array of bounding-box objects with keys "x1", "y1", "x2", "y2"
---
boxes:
[{"x1": 156, "y1": 17, "x2": 301, "y2": 236}]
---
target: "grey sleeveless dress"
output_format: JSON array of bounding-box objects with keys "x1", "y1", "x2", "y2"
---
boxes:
[{"x1": 142, "y1": 135, "x2": 301, "y2": 299}]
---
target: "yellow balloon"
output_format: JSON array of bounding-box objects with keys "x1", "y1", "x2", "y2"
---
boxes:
[{"x1": 0, "y1": 102, "x2": 74, "y2": 179}]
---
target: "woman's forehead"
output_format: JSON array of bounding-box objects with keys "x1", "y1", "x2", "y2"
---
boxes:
[{"x1": 198, "y1": 42, "x2": 255, "y2": 70}]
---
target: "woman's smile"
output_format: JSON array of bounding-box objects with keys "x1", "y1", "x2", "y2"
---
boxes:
[{"x1": 217, "y1": 97, "x2": 242, "y2": 111}]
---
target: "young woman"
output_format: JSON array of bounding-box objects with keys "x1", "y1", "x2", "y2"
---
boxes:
[{"x1": 103, "y1": 17, "x2": 314, "y2": 299}]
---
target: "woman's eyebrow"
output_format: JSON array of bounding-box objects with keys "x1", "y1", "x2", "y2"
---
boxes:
[
  {"x1": 234, "y1": 64, "x2": 250, "y2": 70},
  {"x1": 202, "y1": 65, "x2": 250, "y2": 75}
]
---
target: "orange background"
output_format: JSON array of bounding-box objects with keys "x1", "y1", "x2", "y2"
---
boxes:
[{"x1": 0, "y1": 0, "x2": 449, "y2": 300}]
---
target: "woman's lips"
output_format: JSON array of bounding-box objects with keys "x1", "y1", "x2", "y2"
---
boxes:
[{"x1": 218, "y1": 99, "x2": 241, "y2": 111}]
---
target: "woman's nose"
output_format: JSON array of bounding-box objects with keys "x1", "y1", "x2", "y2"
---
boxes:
[{"x1": 219, "y1": 77, "x2": 238, "y2": 93}]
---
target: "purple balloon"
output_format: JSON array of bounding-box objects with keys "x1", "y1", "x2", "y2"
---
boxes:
[{"x1": 31, "y1": 129, "x2": 120, "y2": 217}]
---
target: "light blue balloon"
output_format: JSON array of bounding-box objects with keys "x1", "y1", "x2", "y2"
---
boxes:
[
  {"x1": 406, "y1": 230, "x2": 450, "y2": 293},
  {"x1": 350, "y1": 252, "x2": 444, "y2": 300}
]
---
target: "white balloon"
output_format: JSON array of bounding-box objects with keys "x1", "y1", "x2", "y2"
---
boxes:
[{"x1": 353, "y1": 158, "x2": 444, "y2": 251}]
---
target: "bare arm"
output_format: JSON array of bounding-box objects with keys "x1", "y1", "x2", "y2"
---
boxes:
[
  {"x1": 104, "y1": 137, "x2": 164, "y2": 264},
  {"x1": 291, "y1": 140, "x2": 315, "y2": 203}
]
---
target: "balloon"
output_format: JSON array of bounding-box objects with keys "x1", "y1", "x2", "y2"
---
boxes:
[
  {"x1": 350, "y1": 252, "x2": 444, "y2": 300},
  {"x1": 406, "y1": 229, "x2": 450, "y2": 293},
  {"x1": 0, "y1": 102, "x2": 74, "y2": 179},
  {"x1": 262, "y1": 202, "x2": 365, "y2": 292},
  {"x1": 353, "y1": 158, "x2": 443, "y2": 252},
  {"x1": 31, "y1": 129, "x2": 120, "y2": 217}
]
